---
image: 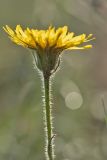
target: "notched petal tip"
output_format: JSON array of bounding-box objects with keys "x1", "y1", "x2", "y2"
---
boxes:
[
  {"x1": 3, "y1": 26, "x2": 6, "y2": 32},
  {"x1": 87, "y1": 34, "x2": 93, "y2": 38},
  {"x1": 48, "y1": 25, "x2": 53, "y2": 30},
  {"x1": 15, "y1": 25, "x2": 23, "y2": 33},
  {"x1": 62, "y1": 26, "x2": 68, "y2": 32},
  {"x1": 85, "y1": 34, "x2": 95, "y2": 42},
  {"x1": 3, "y1": 25, "x2": 15, "y2": 36},
  {"x1": 3, "y1": 25, "x2": 9, "y2": 32}
]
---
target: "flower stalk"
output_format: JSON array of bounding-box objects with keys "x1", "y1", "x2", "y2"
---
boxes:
[{"x1": 43, "y1": 74, "x2": 53, "y2": 160}]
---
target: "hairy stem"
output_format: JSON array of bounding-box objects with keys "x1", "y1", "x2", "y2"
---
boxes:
[{"x1": 43, "y1": 75, "x2": 54, "y2": 160}]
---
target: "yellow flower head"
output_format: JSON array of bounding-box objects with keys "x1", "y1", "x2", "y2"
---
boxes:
[
  {"x1": 4, "y1": 25, "x2": 94, "y2": 51},
  {"x1": 3, "y1": 25, "x2": 95, "y2": 76}
]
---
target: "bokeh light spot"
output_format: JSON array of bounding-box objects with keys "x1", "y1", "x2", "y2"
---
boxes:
[{"x1": 65, "y1": 92, "x2": 83, "y2": 110}]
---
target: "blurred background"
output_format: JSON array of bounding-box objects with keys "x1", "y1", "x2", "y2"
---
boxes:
[{"x1": 0, "y1": 0, "x2": 107, "y2": 159}]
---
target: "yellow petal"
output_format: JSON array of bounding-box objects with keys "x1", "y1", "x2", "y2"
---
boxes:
[{"x1": 68, "y1": 45, "x2": 92, "y2": 50}]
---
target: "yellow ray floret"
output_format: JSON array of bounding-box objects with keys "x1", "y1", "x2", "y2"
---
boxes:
[{"x1": 3, "y1": 25, "x2": 95, "y2": 51}]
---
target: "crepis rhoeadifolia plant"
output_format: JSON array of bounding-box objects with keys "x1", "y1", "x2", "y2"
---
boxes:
[{"x1": 3, "y1": 25, "x2": 95, "y2": 160}]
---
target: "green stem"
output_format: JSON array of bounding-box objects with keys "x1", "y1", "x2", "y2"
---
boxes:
[{"x1": 43, "y1": 75, "x2": 54, "y2": 160}]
